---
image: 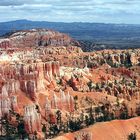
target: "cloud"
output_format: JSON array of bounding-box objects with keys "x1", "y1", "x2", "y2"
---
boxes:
[
  {"x1": 0, "y1": 0, "x2": 140, "y2": 23},
  {"x1": 0, "y1": 0, "x2": 29, "y2": 6}
]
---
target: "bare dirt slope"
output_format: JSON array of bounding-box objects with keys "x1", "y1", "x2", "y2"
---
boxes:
[{"x1": 53, "y1": 117, "x2": 140, "y2": 140}]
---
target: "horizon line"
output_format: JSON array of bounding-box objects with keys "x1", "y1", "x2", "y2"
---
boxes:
[{"x1": 0, "y1": 19, "x2": 140, "y2": 26}]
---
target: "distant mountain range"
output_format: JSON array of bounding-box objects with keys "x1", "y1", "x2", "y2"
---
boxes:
[
  {"x1": 0, "y1": 19, "x2": 140, "y2": 50},
  {"x1": 0, "y1": 19, "x2": 140, "y2": 40}
]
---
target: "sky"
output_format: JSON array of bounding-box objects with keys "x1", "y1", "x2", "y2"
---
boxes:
[{"x1": 0, "y1": 0, "x2": 140, "y2": 24}]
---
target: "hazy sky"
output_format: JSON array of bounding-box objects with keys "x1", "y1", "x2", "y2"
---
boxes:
[{"x1": 0, "y1": 0, "x2": 140, "y2": 24}]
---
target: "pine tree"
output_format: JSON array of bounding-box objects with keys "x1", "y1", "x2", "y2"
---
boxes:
[
  {"x1": 42, "y1": 124, "x2": 46, "y2": 138},
  {"x1": 128, "y1": 132, "x2": 137, "y2": 140},
  {"x1": 56, "y1": 110, "x2": 62, "y2": 124},
  {"x1": 88, "y1": 107, "x2": 94, "y2": 125}
]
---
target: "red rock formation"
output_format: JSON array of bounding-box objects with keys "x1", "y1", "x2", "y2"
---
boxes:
[
  {"x1": 51, "y1": 93, "x2": 59, "y2": 109},
  {"x1": 44, "y1": 62, "x2": 53, "y2": 81},
  {"x1": 46, "y1": 91, "x2": 75, "y2": 112},
  {"x1": 52, "y1": 61, "x2": 60, "y2": 77},
  {"x1": 11, "y1": 95, "x2": 18, "y2": 111},
  {"x1": 26, "y1": 80, "x2": 37, "y2": 101},
  {"x1": 69, "y1": 95, "x2": 74, "y2": 112},
  {"x1": 23, "y1": 105, "x2": 41, "y2": 133},
  {"x1": 0, "y1": 39, "x2": 12, "y2": 49},
  {"x1": 45, "y1": 97, "x2": 51, "y2": 121},
  {"x1": 0, "y1": 85, "x2": 11, "y2": 116},
  {"x1": 8, "y1": 29, "x2": 79, "y2": 48}
]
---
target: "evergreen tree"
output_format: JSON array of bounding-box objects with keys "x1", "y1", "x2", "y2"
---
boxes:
[
  {"x1": 17, "y1": 120, "x2": 29, "y2": 139},
  {"x1": 42, "y1": 124, "x2": 46, "y2": 138},
  {"x1": 136, "y1": 105, "x2": 140, "y2": 116},
  {"x1": 74, "y1": 95, "x2": 78, "y2": 110},
  {"x1": 128, "y1": 132, "x2": 137, "y2": 140},
  {"x1": 0, "y1": 115, "x2": 17, "y2": 139},
  {"x1": 85, "y1": 115, "x2": 90, "y2": 126},
  {"x1": 56, "y1": 110, "x2": 62, "y2": 124},
  {"x1": 88, "y1": 107, "x2": 94, "y2": 125}
]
